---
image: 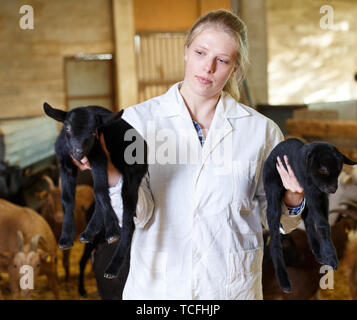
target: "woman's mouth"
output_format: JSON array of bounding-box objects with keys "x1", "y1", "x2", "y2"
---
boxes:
[{"x1": 196, "y1": 76, "x2": 212, "y2": 85}]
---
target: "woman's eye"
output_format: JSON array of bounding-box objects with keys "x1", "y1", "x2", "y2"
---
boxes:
[
  {"x1": 195, "y1": 50, "x2": 203, "y2": 55},
  {"x1": 218, "y1": 58, "x2": 228, "y2": 64}
]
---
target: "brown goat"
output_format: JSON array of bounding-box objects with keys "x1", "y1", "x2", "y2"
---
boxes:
[
  {"x1": 38, "y1": 176, "x2": 94, "y2": 285},
  {"x1": 262, "y1": 208, "x2": 357, "y2": 300},
  {"x1": 0, "y1": 199, "x2": 60, "y2": 299},
  {"x1": 344, "y1": 231, "x2": 357, "y2": 299}
]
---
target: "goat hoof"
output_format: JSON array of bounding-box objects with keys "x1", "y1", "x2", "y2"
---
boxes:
[
  {"x1": 79, "y1": 236, "x2": 91, "y2": 244},
  {"x1": 59, "y1": 243, "x2": 73, "y2": 250},
  {"x1": 106, "y1": 235, "x2": 119, "y2": 244},
  {"x1": 327, "y1": 258, "x2": 338, "y2": 270},
  {"x1": 79, "y1": 231, "x2": 94, "y2": 243},
  {"x1": 281, "y1": 285, "x2": 292, "y2": 293},
  {"x1": 278, "y1": 278, "x2": 292, "y2": 293},
  {"x1": 58, "y1": 239, "x2": 73, "y2": 250},
  {"x1": 78, "y1": 289, "x2": 88, "y2": 298},
  {"x1": 103, "y1": 272, "x2": 116, "y2": 279},
  {"x1": 282, "y1": 287, "x2": 292, "y2": 293}
]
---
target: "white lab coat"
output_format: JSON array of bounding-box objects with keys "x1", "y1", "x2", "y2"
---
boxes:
[{"x1": 109, "y1": 82, "x2": 302, "y2": 300}]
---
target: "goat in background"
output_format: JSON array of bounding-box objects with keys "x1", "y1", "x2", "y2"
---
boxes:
[
  {"x1": 0, "y1": 199, "x2": 59, "y2": 299},
  {"x1": 37, "y1": 175, "x2": 94, "y2": 291}
]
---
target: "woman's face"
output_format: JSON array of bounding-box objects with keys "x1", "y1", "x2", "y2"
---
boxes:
[{"x1": 183, "y1": 27, "x2": 238, "y2": 100}]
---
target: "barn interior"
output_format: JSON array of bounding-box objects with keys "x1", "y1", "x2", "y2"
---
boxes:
[{"x1": 0, "y1": 0, "x2": 357, "y2": 300}]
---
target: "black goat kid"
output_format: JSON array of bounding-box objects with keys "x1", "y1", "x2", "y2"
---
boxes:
[
  {"x1": 263, "y1": 138, "x2": 357, "y2": 292},
  {"x1": 43, "y1": 103, "x2": 148, "y2": 278}
]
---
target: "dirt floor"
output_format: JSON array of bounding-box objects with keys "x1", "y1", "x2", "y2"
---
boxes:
[
  {"x1": 0, "y1": 240, "x2": 101, "y2": 300},
  {"x1": 317, "y1": 255, "x2": 352, "y2": 300},
  {"x1": 0, "y1": 240, "x2": 353, "y2": 300}
]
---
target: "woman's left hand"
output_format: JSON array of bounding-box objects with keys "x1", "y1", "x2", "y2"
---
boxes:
[{"x1": 276, "y1": 155, "x2": 304, "y2": 207}]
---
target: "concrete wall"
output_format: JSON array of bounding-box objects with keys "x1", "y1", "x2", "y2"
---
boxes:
[
  {"x1": 267, "y1": 0, "x2": 357, "y2": 105},
  {"x1": 0, "y1": 0, "x2": 230, "y2": 119},
  {"x1": 0, "y1": 0, "x2": 113, "y2": 119}
]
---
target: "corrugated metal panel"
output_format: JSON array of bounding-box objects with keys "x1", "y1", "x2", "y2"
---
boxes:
[
  {"x1": 135, "y1": 32, "x2": 186, "y2": 102},
  {"x1": 0, "y1": 116, "x2": 58, "y2": 169}
]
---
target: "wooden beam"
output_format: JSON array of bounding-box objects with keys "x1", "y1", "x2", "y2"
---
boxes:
[
  {"x1": 112, "y1": 0, "x2": 138, "y2": 110},
  {"x1": 286, "y1": 119, "x2": 357, "y2": 139},
  {"x1": 231, "y1": 0, "x2": 268, "y2": 106}
]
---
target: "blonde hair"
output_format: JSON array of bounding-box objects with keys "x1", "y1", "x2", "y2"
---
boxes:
[{"x1": 185, "y1": 9, "x2": 249, "y2": 101}]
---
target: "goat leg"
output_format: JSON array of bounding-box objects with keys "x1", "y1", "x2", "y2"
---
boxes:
[
  {"x1": 82, "y1": 140, "x2": 121, "y2": 244},
  {"x1": 104, "y1": 177, "x2": 139, "y2": 279},
  {"x1": 80, "y1": 204, "x2": 104, "y2": 243},
  {"x1": 267, "y1": 194, "x2": 292, "y2": 292},
  {"x1": 63, "y1": 249, "x2": 71, "y2": 287},
  {"x1": 103, "y1": 208, "x2": 135, "y2": 279},
  {"x1": 78, "y1": 242, "x2": 95, "y2": 298},
  {"x1": 306, "y1": 195, "x2": 338, "y2": 269},
  {"x1": 58, "y1": 156, "x2": 78, "y2": 249},
  {"x1": 302, "y1": 206, "x2": 323, "y2": 263},
  {"x1": 316, "y1": 225, "x2": 338, "y2": 269}
]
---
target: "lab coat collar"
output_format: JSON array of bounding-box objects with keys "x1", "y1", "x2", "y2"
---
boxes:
[
  {"x1": 156, "y1": 82, "x2": 252, "y2": 173},
  {"x1": 156, "y1": 82, "x2": 251, "y2": 120}
]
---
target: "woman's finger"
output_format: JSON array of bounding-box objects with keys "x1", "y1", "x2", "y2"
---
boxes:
[
  {"x1": 283, "y1": 155, "x2": 296, "y2": 178},
  {"x1": 71, "y1": 155, "x2": 90, "y2": 170},
  {"x1": 100, "y1": 133, "x2": 110, "y2": 158}
]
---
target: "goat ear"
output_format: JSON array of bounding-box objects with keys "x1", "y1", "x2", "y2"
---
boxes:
[
  {"x1": 43, "y1": 102, "x2": 67, "y2": 122},
  {"x1": 35, "y1": 190, "x2": 48, "y2": 200},
  {"x1": 342, "y1": 154, "x2": 357, "y2": 165},
  {"x1": 304, "y1": 148, "x2": 314, "y2": 170},
  {"x1": 97, "y1": 109, "x2": 124, "y2": 127},
  {"x1": 0, "y1": 251, "x2": 13, "y2": 265}
]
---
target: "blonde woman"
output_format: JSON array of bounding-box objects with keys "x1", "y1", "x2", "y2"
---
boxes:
[{"x1": 76, "y1": 9, "x2": 305, "y2": 300}]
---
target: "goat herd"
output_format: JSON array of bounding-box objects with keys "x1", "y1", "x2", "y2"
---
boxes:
[{"x1": 1, "y1": 153, "x2": 357, "y2": 299}]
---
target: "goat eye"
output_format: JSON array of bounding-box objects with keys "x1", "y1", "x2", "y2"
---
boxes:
[{"x1": 318, "y1": 167, "x2": 329, "y2": 175}]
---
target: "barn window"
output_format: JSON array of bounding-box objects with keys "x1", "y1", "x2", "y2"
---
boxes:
[
  {"x1": 64, "y1": 54, "x2": 115, "y2": 111},
  {"x1": 134, "y1": 32, "x2": 186, "y2": 102}
]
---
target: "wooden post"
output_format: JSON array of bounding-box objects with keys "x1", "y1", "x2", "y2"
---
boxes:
[
  {"x1": 112, "y1": 0, "x2": 138, "y2": 110},
  {"x1": 230, "y1": 0, "x2": 268, "y2": 106}
]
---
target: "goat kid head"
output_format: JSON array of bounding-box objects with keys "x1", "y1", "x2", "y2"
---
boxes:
[
  {"x1": 36, "y1": 175, "x2": 63, "y2": 224},
  {"x1": 304, "y1": 142, "x2": 357, "y2": 194},
  {"x1": 43, "y1": 102, "x2": 123, "y2": 161},
  {"x1": 6, "y1": 231, "x2": 50, "y2": 297}
]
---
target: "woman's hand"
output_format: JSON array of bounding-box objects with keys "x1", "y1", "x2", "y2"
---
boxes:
[{"x1": 276, "y1": 155, "x2": 304, "y2": 207}]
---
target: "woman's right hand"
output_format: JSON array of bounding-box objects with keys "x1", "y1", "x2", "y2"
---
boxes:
[{"x1": 72, "y1": 156, "x2": 91, "y2": 171}]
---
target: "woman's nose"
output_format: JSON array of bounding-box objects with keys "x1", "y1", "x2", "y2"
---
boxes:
[{"x1": 203, "y1": 58, "x2": 216, "y2": 73}]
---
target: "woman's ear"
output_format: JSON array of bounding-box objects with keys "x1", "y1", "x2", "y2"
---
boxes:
[
  {"x1": 184, "y1": 46, "x2": 189, "y2": 63},
  {"x1": 230, "y1": 65, "x2": 239, "y2": 79}
]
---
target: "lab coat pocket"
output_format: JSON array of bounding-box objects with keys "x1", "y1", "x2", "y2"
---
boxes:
[
  {"x1": 226, "y1": 247, "x2": 264, "y2": 300},
  {"x1": 232, "y1": 160, "x2": 258, "y2": 203},
  {"x1": 132, "y1": 248, "x2": 167, "y2": 298}
]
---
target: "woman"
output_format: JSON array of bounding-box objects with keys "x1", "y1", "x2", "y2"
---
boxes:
[{"x1": 76, "y1": 9, "x2": 304, "y2": 299}]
